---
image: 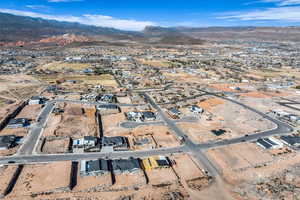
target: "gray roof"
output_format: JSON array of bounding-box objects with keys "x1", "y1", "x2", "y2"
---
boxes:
[
  {"x1": 280, "y1": 136, "x2": 300, "y2": 146},
  {"x1": 8, "y1": 118, "x2": 28, "y2": 126},
  {"x1": 86, "y1": 160, "x2": 109, "y2": 173},
  {"x1": 112, "y1": 159, "x2": 140, "y2": 172},
  {"x1": 0, "y1": 135, "x2": 16, "y2": 148},
  {"x1": 102, "y1": 136, "x2": 128, "y2": 148}
]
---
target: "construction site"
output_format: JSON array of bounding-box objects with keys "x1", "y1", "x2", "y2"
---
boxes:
[{"x1": 0, "y1": 153, "x2": 212, "y2": 199}]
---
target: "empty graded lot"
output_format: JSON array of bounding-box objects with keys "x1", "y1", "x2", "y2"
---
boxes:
[
  {"x1": 146, "y1": 167, "x2": 178, "y2": 186},
  {"x1": 0, "y1": 165, "x2": 18, "y2": 197},
  {"x1": 74, "y1": 173, "x2": 112, "y2": 192},
  {"x1": 178, "y1": 97, "x2": 276, "y2": 143},
  {"x1": 7, "y1": 162, "x2": 72, "y2": 198},
  {"x1": 15, "y1": 104, "x2": 42, "y2": 122},
  {"x1": 206, "y1": 142, "x2": 274, "y2": 173},
  {"x1": 40, "y1": 103, "x2": 97, "y2": 153},
  {"x1": 43, "y1": 103, "x2": 97, "y2": 138},
  {"x1": 112, "y1": 171, "x2": 147, "y2": 189}
]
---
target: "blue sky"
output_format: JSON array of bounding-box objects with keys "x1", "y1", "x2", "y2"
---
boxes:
[{"x1": 1, "y1": 0, "x2": 300, "y2": 30}]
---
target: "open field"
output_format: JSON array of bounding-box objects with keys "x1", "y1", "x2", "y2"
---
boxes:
[
  {"x1": 39, "y1": 103, "x2": 97, "y2": 153},
  {"x1": 0, "y1": 165, "x2": 18, "y2": 197},
  {"x1": 38, "y1": 61, "x2": 90, "y2": 71},
  {"x1": 37, "y1": 74, "x2": 118, "y2": 88},
  {"x1": 7, "y1": 162, "x2": 71, "y2": 198},
  {"x1": 43, "y1": 103, "x2": 97, "y2": 138},
  {"x1": 179, "y1": 98, "x2": 276, "y2": 143}
]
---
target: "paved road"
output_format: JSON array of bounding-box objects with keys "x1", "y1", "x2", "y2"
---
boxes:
[
  {"x1": 17, "y1": 102, "x2": 55, "y2": 155},
  {"x1": 54, "y1": 99, "x2": 144, "y2": 107},
  {"x1": 277, "y1": 102, "x2": 300, "y2": 112},
  {"x1": 0, "y1": 146, "x2": 186, "y2": 165},
  {"x1": 142, "y1": 92, "x2": 221, "y2": 177},
  {"x1": 120, "y1": 121, "x2": 165, "y2": 129}
]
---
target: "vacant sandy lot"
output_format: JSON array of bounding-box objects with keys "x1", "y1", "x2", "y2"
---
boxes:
[
  {"x1": 113, "y1": 171, "x2": 146, "y2": 189},
  {"x1": 16, "y1": 104, "x2": 42, "y2": 122},
  {"x1": 171, "y1": 154, "x2": 204, "y2": 181},
  {"x1": 207, "y1": 142, "x2": 273, "y2": 173},
  {"x1": 74, "y1": 173, "x2": 112, "y2": 192},
  {"x1": 0, "y1": 165, "x2": 18, "y2": 196},
  {"x1": 9, "y1": 162, "x2": 71, "y2": 197},
  {"x1": 147, "y1": 167, "x2": 178, "y2": 186},
  {"x1": 179, "y1": 99, "x2": 276, "y2": 143},
  {"x1": 0, "y1": 127, "x2": 27, "y2": 137},
  {"x1": 43, "y1": 103, "x2": 97, "y2": 138},
  {"x1": 42, "y1": 137, "x2": 70, "y2": 154}
]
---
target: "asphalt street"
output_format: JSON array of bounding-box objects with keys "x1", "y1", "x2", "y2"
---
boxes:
[
  {"x1": 0, "y1": 146, "x2": 186, "y2": 165},
  {"x1": 17, "y1": 102, "x2": 55, "y2": 155}
]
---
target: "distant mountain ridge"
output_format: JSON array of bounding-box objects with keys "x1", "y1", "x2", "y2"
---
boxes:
[
  {"x1": 1, "y1": 12, "x2": 300, "y2": 46},
  {"x1": 0, "y1": 12, "x2": 139, "y2": 43},
  {"x1": 143, "y1": 26, "x2": 300, "y2": 42}
]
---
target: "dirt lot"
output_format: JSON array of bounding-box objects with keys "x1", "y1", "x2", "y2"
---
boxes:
[
  {"x1": 24, "y1": 183, "x2": 189, "y2": 200},
  {"x1": 146, "y1": 167, "x2": 178, "y2": 186},
  {"x1": 207, "y1": 142, "x2": 274, "y2": 173},
  {"x1": 41, "y1": 137, "x2": 70, "y2": 154},
  {"x1": 113, "y1": 171, "x2": 146, "y2": 189},
  {"x1": 179, "y1": 99, "x2": 276, "y2": 143},
  {"x1": 171, "y1": 154, "x2": 204, "y2": 181},
  {"x1": 43, "y1": 103, "x2": 97, "y2": 138},
  {"x1": 0, "y1": 146, "x2": 19, "y2": 157},
  {"x1": 0, "y1": 127, "x2": 28, "y2": 137},
  {"x1": 8, "y1": 162, "x2": 71, "y2": 197},
  {"x1": 15, "y1": 104, "x2": 42, "y2": 122},
  {"x1": 0, "y1": 165, "x2": 18, "y2": 196},
  {"x1": 74, "y1": 173, "x2": 112, "y2": 192}
]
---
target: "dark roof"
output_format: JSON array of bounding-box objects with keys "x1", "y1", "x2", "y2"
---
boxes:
[
  {"x1": 112, "y1": 159, "x2": 140, "y2": 172},
  {"x1": 0, "y1": 135, "x2": 16, "y2": 148},
  {"x1": 86, "y1": 160, "x2": 108, "y2": 172},
  {"x1": 142, "y1": 111, "x2": 156, "y2": 119},
  {"x1": 169, "y1": 108, "x2": 180, "y2": 115},
  {"x1": 97, "y1": 104, "x2": 119, "y2": 109},
  {"x1": 102, "y1": 136, "x2": 128, "y2": 147},
  {"x1": 8, "y1": 118, "x2": 28, "y2": 125},
  {"x1": 257, "y1": 139, "x2": 272, "y2": 149},
  {"x1": 280, "y1": 136, "x2": 300, "y2": 146},
  {"x1": 31, "y1": 96, "x2": 42, "y2": 100},
  {"x1": 156, "y1": 159, "x2": 170, "y2": 167},
  {"x1": 84, "y1": 136, "x2": 97, "y2": 141}
]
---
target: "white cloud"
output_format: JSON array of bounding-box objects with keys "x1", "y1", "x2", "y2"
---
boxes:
[
  {"x1": 260, "y1": 0, "x2": 300, "y2": 6},
  {"x1": 219, "y1": 6, "x2": 300, "y2": 21},
  {"x1": 26, "y1": 5, "x2": 48, "y2": 9},
  {"x1": 0, "y1": 8, "x2": 155, "y2": 31}
]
